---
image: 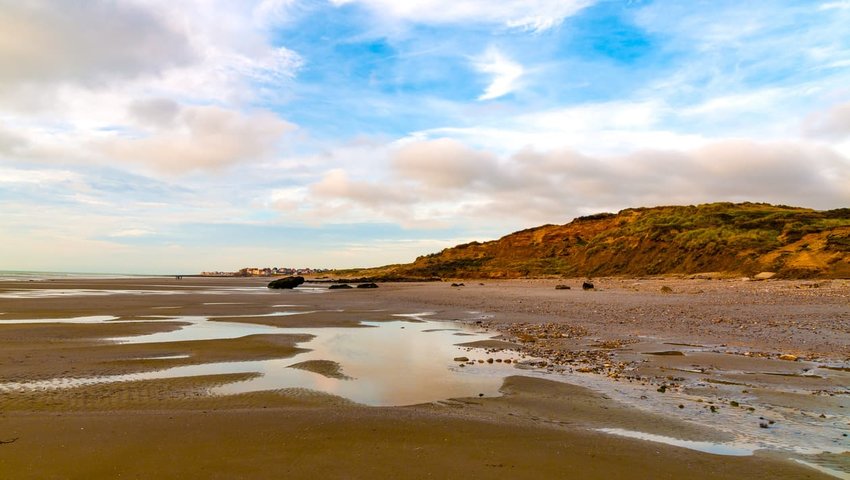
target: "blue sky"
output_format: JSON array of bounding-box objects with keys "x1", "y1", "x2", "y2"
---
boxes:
[{"x1": 1, "y1": 0, "x2": 849, "y2": 274}]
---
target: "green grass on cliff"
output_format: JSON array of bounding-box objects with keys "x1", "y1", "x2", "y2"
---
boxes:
[{"x1": 335, "y1": 203, "x2": 850, "y2": 280}]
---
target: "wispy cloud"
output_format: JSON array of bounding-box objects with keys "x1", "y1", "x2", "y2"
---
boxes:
[
  {"x1": 475, "y1": 47, "x2": 524, "y2": 100},
  {"x1": 819, "y1": 1, "x2": 850, "y2": 10},
  {"x1": 329, "y1": 0, "x2": 594, "y2": 32},
  {"x1": 107, "y1": 228, "x2": 157, "y2": 239}
]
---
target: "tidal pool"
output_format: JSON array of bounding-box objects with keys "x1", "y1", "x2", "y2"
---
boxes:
[
  {"x1": 596, "y1": 428, "x2": 756, "y2": 456},
  {"x1": 0, "y1": 314, "x2": 526, "y2": 406}
]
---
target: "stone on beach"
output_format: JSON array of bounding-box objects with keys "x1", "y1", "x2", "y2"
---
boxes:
[
  {"x1": 267, "y1": 276, "x2": 305, "y2": 289},
  {"x1": 753, "y1": 272, "x2": 777, "y2": 280}
]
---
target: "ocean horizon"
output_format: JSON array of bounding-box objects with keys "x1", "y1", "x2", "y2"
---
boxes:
[{"x1": 0, "y1": 270, "x2": 167, "y2": 281}]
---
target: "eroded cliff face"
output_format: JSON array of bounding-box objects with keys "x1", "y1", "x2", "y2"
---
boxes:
[{"x1": 376, "y1": 203, "x2": 850, "y2": 279}]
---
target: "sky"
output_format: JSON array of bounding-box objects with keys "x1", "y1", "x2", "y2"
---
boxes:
[{"x1": 1, "y1": 0, "x2": 849, "y2": 274}]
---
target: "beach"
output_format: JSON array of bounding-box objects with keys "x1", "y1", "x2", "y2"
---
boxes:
[{"x1": 0, "y1": 276, "x2": 847, "y2": 479}]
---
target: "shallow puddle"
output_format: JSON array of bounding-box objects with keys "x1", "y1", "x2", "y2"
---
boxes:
[
  {"x1": 0, "y1": 315, "x2": 525, "y2": 406},
  {"x1": 793, "y1": 459, "x2": 850, "y2": 480},
  {"x1": 596, "y1": 428, "x2": 756, "y2": 456}
]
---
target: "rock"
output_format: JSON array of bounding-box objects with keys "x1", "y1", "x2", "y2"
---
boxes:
[
  {"x1": 486, "y1": 358, "x2": 494, "y2": 364},
  {"x1": 356, "y1": 283, "x2": 379, "y2": 289},
  {"x1": 328, "y1": 284, "x2": 353, "y2": 289},
  {"x1": 660, "y1": 286, "x2": 673, "y2": 293},
  {"x1": 582, "y1": 281, "x2": 594, "y2": 290},
  {"x1": 753, "y1": 271, "x2": 776, "y2": 280},
  {"x1": 555, "y1": 285, "x2": 571, "y2": 290},
  {"x1": 267, "y1": 276, "x2": 305, "y2": 289},
  {"x1": 779, "y1": 354, "x2": 798, "y2": 361},
  {"x1": 453, "y1": 357, "x2": 469, "y2": 362},
  {"x1": 450, "y1": 283, "x2": 465, "y2": 287},
  {"x1": 689, "y1": 272, "x2": 719, "y2": 279}
]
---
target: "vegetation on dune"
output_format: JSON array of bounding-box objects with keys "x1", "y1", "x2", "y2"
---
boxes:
[{"x1": 337, "y1": 203, "x2": 850, "y2": 280}]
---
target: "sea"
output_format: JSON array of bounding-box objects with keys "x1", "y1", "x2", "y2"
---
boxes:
[{"x1": 0, "y1": 270, "x2": 155, "y2": 281}]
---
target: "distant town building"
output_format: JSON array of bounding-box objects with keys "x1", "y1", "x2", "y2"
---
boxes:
[{"x1": 201, "y1": 266, "x2": 330, "y2": 277}]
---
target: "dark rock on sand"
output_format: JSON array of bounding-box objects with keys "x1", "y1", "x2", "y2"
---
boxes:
[
  {"x1": 328, "y1": 284, "x2": 353, "y2": 289},
  {"x1": 555, "y1": 285, "x2": 571, "y2": 290},
  {"x1": 582, "y1": 281, "x2": 594, "y2": 290},
  {"x1": 267, "y1": 276, "x2": 305, "y2": 289},
  {"x1": 356, "y1": 283, "x2": 379, "y2": 289}
]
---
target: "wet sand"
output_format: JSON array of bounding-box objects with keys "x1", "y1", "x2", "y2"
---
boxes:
[{"x1": 0, "y1": 276, "x2": 847, "y2": 479}]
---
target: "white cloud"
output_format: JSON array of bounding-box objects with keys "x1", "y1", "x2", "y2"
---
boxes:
[
  {"x1": 296, "y1": 137, "x2": 850, "y2": 229},
  {"x1": 392, "y1": 138, "x2": 500, "y2": 188},
  {"x1": 0, "y1": 0, "x2": 195, "y2": 87},
  {"x1": 330, "y1": 0, "x2": 594, "y2": 32},
  {"x1": 803, "y1": 101, "x2": 850, "y2": 140},
  {"x1": 413, "y1": 100, "x2": 709, "y2": 157},
  {"x1": 680, "y1": 89, "x2": 785, "y2": 117},
  {"x1": 108, "y1": 228, "x2": 156, "y2": 238},
  {"x1": 0, "y1": 0, "x2": 305, "y2": 184},
  {"x1": 819, "y1": 1, "x2": 850, "y2": 10},
  {"x1": 98, "y1": 105, "x2": 295, "y2": 173},
  {"x1": 475, "y1": 48, "x2": 524, "y2": 101},
  {"x1": 0, "y1": 167, "x2": 81, "y2": 184}
]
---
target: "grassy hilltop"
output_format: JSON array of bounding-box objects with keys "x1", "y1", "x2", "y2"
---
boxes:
[{"x1": 340, "y1": 203, "x2": 850, "y2": 279}]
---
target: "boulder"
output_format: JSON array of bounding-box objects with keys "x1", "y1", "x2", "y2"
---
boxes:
[
  {"x1": 582, "y1": 281, "x2": 594, "y2": 290},
  {"x1": 328, "y1": 284, "x2": 353, "y2": 289},
  {"x1": 267, "y1": 276, "x2": 305, "y2": 289},
  {"x1": 555, "y1": 284, "x2": 571, "y2": 290},
  {"x1": 356, "y1": 282, "x2": 379, "y2": 289}
]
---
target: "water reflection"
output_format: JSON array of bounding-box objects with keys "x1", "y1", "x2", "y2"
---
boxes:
[
  {"x1": 597, "y1": 428, "x2": 757, "y2": 456},
  {"x1": 1, "y1": 317, "x2": 526, "y2": 406},
  {"x1": 212, "y1": 320, "x2": 520, "y2": 406}
]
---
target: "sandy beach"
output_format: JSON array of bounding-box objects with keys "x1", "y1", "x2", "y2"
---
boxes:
[{"x1": 0, "y1": 276, "x2": 847, "y2": 479}]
